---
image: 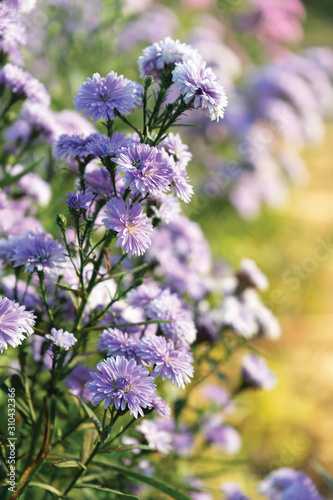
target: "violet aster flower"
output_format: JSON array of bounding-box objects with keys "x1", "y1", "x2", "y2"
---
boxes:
[
  {"x1": 0, "y1": 4, "x2": 26, "y2": 65},
  {"x1": 160, "y1": 133, "x2": 192, "y2": 166},
  {"x1": 127, "y1": 282, "x2": 161, "y2": 308},
  {"x1": 115, "y1": 143, "x2": 174, "y2": 198},
  {"x1": 0, "y1": 296, "x2": 35, "y2": 353},
  {"x1": 97, "y1": 328, "x2": 139, "y2": 360},
  {"x1": 171, "y1": 160, "x2": 194, "y2": 203},
  {"x1": 74, "y1": 72, "x2": 143, "y2": 122},
  {"x1": 87, "y1": 132, "x2": 132, "y2": 158},
  {"x1": 137, "y1": 418, "x2": 172, "y2": 453},
  {"x1": 45, "y1": 328, "x2": 77, "y2": 350},
  {"x1": 62, "y1": 190, "x2": 94, "y2": 211},
  {"x1": 221, "y1": 483, "x2": 251, "y2": 500},
  {"x1": 172, "y1": 58, "x2": 228, "y2": 121},
  {"x1": 151, "y1": 195, "x2": 181, "y2": 224},
  {"x1": 138, "y1": 37, "x2": 198, "y2": 79},
  {"x1": 136, "y1": 335, "x2": 193, "y2": 389},
  {"x1": 0, "y1": 64, "x2": 50, "y2": 106},
  {"x1": 86, "y1": 356, "x2": 156, "y2": 418},
  {"x1": 53, "y1": 133, "x2": 100, "y2": 162},
  {"x1": 102, "y1": 197, "x2": 153, "y2": 257},
  {"x1": 259, "y1": 468, "x2": 323, "y2": 500},
  {"x1": 241, "y1": 354, "x2": 276, "y2": 390},
  {"x1": 146, "y1": 288, "x2": 197, "y2": 345},
  {"x1": 148, "y1": 395, "x2": 171, "y2": 418},
  {"x1": 237, "y1": 258, "x2": 269, "y2": 290},
  {"x1": 203, "y1": 417, "x2": 241, "y2": 454},
  {"x1": 63, "y1": 364, "x2": 93, "y2": 403},
  {"x1": 10, "y1": 231, "x2": 66, "y2": 275}
]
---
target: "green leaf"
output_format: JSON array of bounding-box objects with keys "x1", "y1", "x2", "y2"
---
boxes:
[
  {"x1": 53, "y1": 459, "x2": 86, "y2": 470},
  {"x1": 0, "y1": 160, "x2": 40, "y2": 188},
  {"x1": 74, "y1": 484, "x2": 140, "y2": 499},
  {"x1": 93, "y1": 459, "x2": 191, "y2": 500},
  {"x1": 29, "y1": 481, "x2": 62, "y2": 496},
  {"x1": 55, "y1": 283, "x2": 88, "y2": 297},
  {"x1": 77, "y1": 398, "x2": 102, "y2": 433}
]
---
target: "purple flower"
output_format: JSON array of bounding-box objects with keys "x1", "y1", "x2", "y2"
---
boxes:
[
  {"x1": 146, "y1": 288, "x2": 197, "y2": 345},
  {"x1": 10, "y1": 165, "x2": 51, "y2": 207},
  {"x1": 171, "y1": 160, "x2": 194, "y2": 203},
  {"x1": 148, "y1": 395, "x2": 171, "y2": 418},
  {"x1": 74, "y1": 72, "x2": 143, "y2": 122},
  {"x1": 172, "y1": 58, "x2": 228, "y2": 121},
  {"x1": 221, "y1": 483, "x2": 251, "y2": 500},
  {"x1": 237, "y1": 258, "x2": 269, "y2": 290},
  {"x1": 201, "y1": 385, "x2": 234, "y2": 411},
  {"x1": 160, "y1": 133, "x2": 192, "y2": 166},
  {"x1": 259, "y1": 468, "x2": 323, "y2": 500},
  {"x1": 0, "y1": 4, "x2": 26, "y2": 65},
  {"x1": 53, "y1": 133, "x2": 100, "y2": 162},
  {"x1": 63, "y1": 364, "x2": 93, "y2": 403},
  {"x1": 204, "y1": 421, "x2": 241, "y2": 454},
  {"x1": 241, "y1": 354, "x2": 276, "y2": 390},
  {"x1": 115, "y1": 143, "x2": 174, "y2": 198},
  {"x1": 84, "y1": 164, "x2": 118, "y2": 199},
  {"x1": 97, "y1": 328, "x2": 139, "y2": 360},
  {"x1": 0, "y1": 64, "x2": 50, "y2": 106},
  {"x1": 0, "y1": 296, "x2": 35, "y2": 353},
  {"x1": 10, "y1": 231, "x2": 66, "y2": 275},
  {"x1": 86, "y1": 355, "x2": 156, "y2": 418},
  {"x1": 138, "y1": 37, "x2": 198, "y2": 79},
  {"x1": 137, "y1": 335, "x2": 193, "y2": 389},
  {"x1": 62, "y1": 190, "x2": 94, "y2": 211},
  {"x1": 87, "y1": 132, "x2": 132, "y2": 158},
  {"x1": 45, "y1": 328, "x2": 77, "y2": 350},
  {"x1": 127, "y1": 282, "x2": 161, "y2": 308},
  {"x1": 151, "y1": 194, "x2": 181, "y2": 223},
  {"x1": 187, "y1": 477, "x2": 213, "y2": 500},
  {"x1": 102, "y1": 198, "x2": 153, "y2": 257},
  {"x1": 137, "y1": 418, "x2": 173, "y2": 453}
]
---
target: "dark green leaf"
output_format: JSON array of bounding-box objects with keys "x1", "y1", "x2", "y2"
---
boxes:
[
  {"x1": 29, "y1": 481, "x2": 62, "y2": 496},
  {"x1": 55, "y1": 283, "x2": 88, "y2": 297},
  {"x1": 74, "y1": 484, "x2": 140, "y2": 499},
  {"x1": 53, "y1": 459, "x2": 86, "y2": 470},
  {"x1": 93, "y1": 459, "x2": 191, "y2": 500}
]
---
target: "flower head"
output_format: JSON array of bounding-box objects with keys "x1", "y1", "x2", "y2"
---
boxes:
[
  {"x1": 102, "y1": 197, "x2": 153, "y2": 257},
  {"x1": 221, "y1": 483, "x2": 251, "y2": 500},
  {"x1": 138, "y1": 37, "x2": 198, "y2": 79},
  {"x1": 87, "y1": 132, "x2": 132, "y2": 158},
  {"x1": 86, "y1": 355, "x2": 156, "y2": 418},
  {"x1": 0, "y1": 296, "x2": 35, "y2": 353},
  {"x1": 74, "y1": 72, "x2": 143, "y2": 122},
  {"x1": 0, "y1": 4, "x2": 26, "y2": 65},
  {"x1": 148, "y1": 395, "x2": 171, "y2": 418},
  {"x1": 115, "y1": 143, "x2": 174, "y2": 198},
  {"x1": 10, "y1": 232, "x2": 66, "y2": 275},
  {"x1": 146, "y1": 288, "x2": 197, "y2": 345},
  {"x1": 172, "y1": 58, "x2": 228, "y2": 121},
  {"x1": 160, "y1": 133, "x2": 192, "y2": 166},
  {"x1": 259, "y1": 468, "x2": 323, "y2": 500},
  {"x1": 97, "y1": 328, "x2": 139, "y2": 360},
  {"x1": 137, "y1": 335, "x2": 193, "y2": 388},
  {"x1": 241, "y1": 354, "x2": 276, "y2": 390},
  {"x1": 53, "y1": 133, "x2": 100, "y2": 162},
  {"x1": 0, "y1": 64, "x2": 50, "y2": 105},
  {"x1": 62, "y1": 190, "x2": 94, "y2": 211},
  {"x1": 45, "y1": 328, "x2": 77, "y2": 351}
]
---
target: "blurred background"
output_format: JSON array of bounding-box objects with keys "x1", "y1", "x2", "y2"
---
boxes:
[{"x1": 13, "y1": 0, "x2": 333, "y2": 497}]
